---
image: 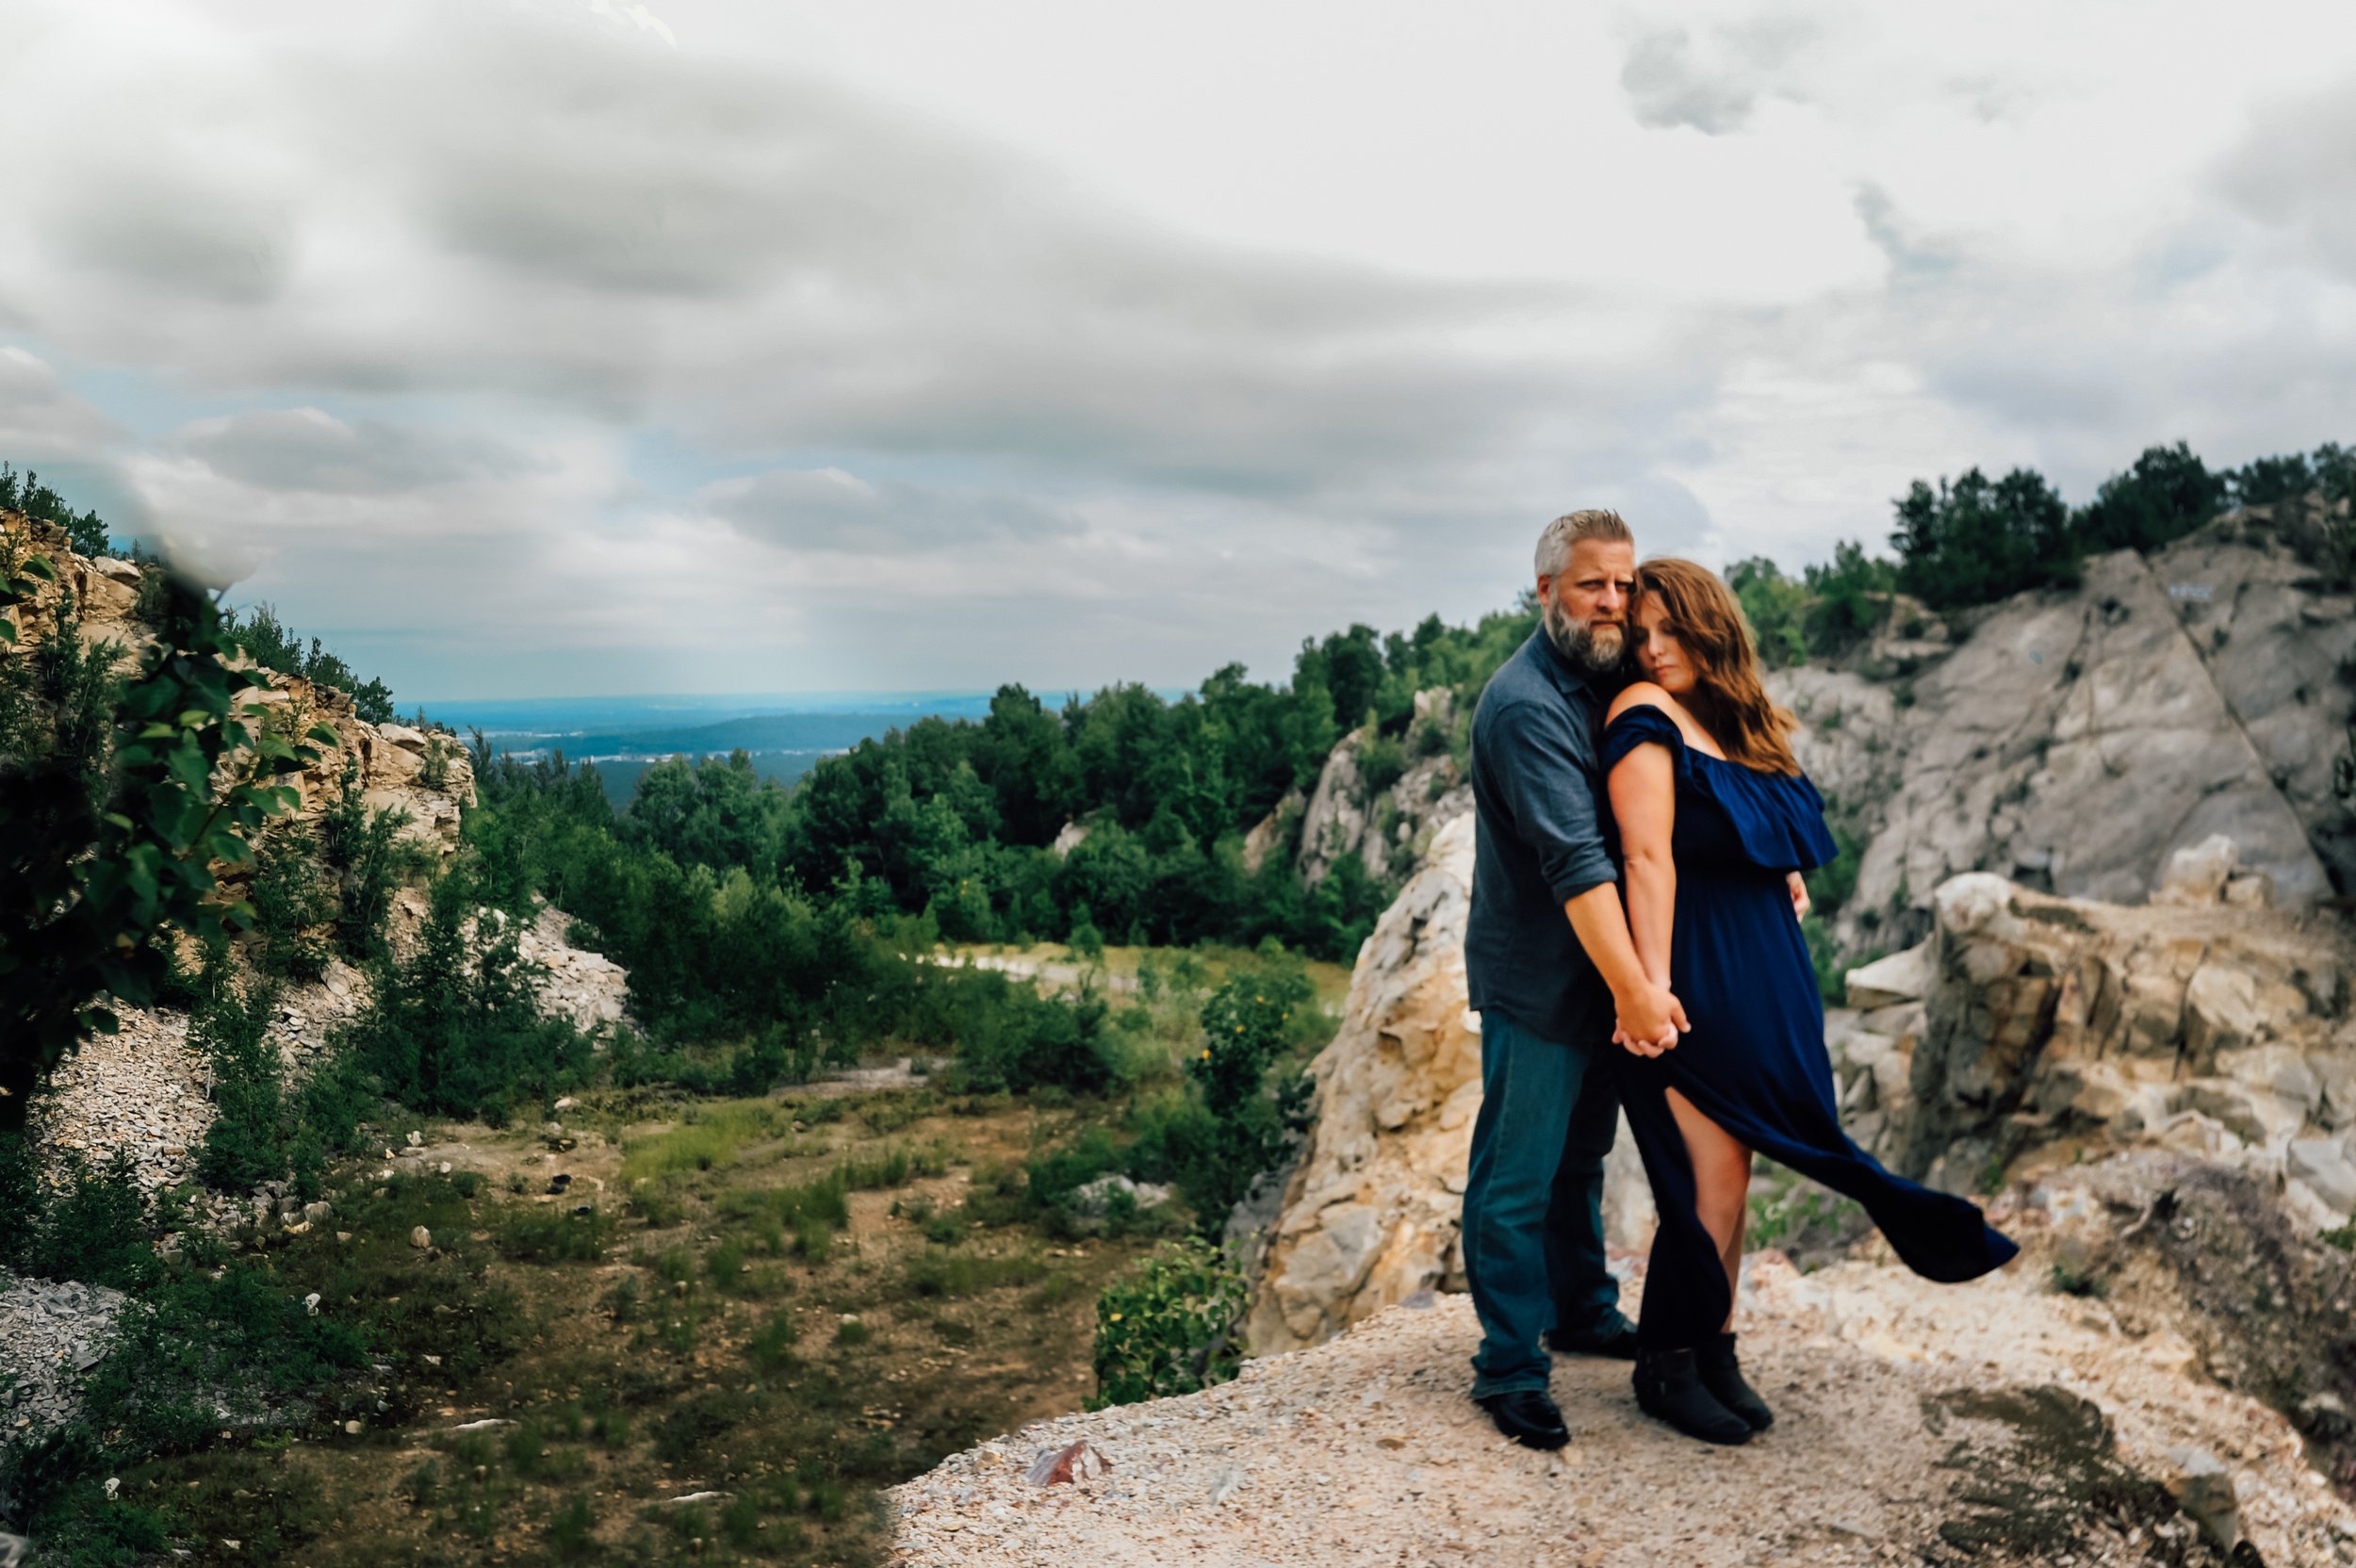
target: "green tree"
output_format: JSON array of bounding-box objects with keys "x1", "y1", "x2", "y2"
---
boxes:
[
  {"x1": 1, "y1": 557, "x2": 335, "y2": 1126},
  {"x1": 1726, "y1": 557, "x2": 1808, "y2": 668},
  {"x1": 2072, "y1": 441, "x2": 2224, "y2": 554},
  {"x1": 1890, "y1": 466, "x2": 2073, "y2": 611}
]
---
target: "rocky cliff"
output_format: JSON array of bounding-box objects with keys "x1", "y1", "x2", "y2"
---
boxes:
[
  {"x1": 0, "y1": 508, "x2": 476, "y2": 858},
  {"x1": 1258, "y1": 688, "x2": 1472, "y2": 889},
  {"x1": 1782, "y1": 513, "x2": 2355, "y2": 961}
]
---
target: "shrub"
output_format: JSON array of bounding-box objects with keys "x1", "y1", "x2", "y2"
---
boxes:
[
  {"x1": 194, "y1": 973, "x2": 290, "y2": 1191},
  {"x1": 249, "y1": 825, "x2": 335, "y2": 981},
  {"x1": 338, "y1": 864, "x2": 594, "y2": 1122},
  {"x1": 1355, "y1": 733, "x2": 1408, "y2": 800},
  {"x1": 1088, "y1": 1237, "x2": 1248, "y2": 1408},
  {"x1": 28, "y1": 1152, "x2": 155, "y2": 1290},
  {"x1": 317, "y1": 756, "x2": 411, "y2": 963}
]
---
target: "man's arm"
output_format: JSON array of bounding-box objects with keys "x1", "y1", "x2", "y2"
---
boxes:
[
  {"x1": 1564, "y1": 883, "x2": 1686, "y2": 1054},
  {"x1": 1488, "y1": 698, "x2": 1687, "y2": 1051}
]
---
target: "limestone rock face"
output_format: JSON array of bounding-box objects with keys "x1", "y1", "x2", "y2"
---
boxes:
[
  {"x1": 2148, "y1": 512, "x2": 2356, "y2": 894},
  {"x1": 1887, "y1": 865, "x2": 2356, "y2": 1217},
  {"x1": 1247, "y1": 814, "x2": 1652, "y2": 1352},
  {"x1": 1293, "y1": 690, "x2": 1471, "y2": 891},
  {"x1": 1771, "y1": 530, "x2": 2352, "y2": 964},
  {"x1": 1248, "y1": 814, "x2": 1482, "y2": 1351},
  {"x1": 0, "y1": 510, "x2": 475, "y2": 857}
]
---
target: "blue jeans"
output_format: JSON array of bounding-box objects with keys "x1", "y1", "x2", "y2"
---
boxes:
[{"x1": 1461, "y1": 1011, "x2": 1628, "y2": 1399}]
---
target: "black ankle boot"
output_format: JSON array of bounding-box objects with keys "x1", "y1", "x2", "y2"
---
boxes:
[
  {"x1": 1695, "y1": 1332, "x2": 1774, "y2": 1431},
  {"x1": 1632, "y1": 1348, "x2": 1752, "y2": 1446}
]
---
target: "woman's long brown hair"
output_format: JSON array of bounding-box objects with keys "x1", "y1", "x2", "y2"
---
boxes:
[{"x1": 1632, "y1": 557, "x2": 1803, "y2": 776}]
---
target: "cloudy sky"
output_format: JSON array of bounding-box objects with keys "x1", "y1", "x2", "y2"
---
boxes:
[{"x1": 3, "y1": 0, "x2": 2351, "y2": 700}]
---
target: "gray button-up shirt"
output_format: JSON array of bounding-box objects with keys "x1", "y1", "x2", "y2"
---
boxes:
[{"x1": 1464, "y1": 632, "x2": 1621, "y2": 1047}]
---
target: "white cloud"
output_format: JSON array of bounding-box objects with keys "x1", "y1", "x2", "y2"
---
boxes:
[{"x1": 0, "y1": 0, "x2": 2349, "y2": 698}]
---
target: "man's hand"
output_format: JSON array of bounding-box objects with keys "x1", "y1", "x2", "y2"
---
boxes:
[
  {"x1": 1787, "y1": 872, "x2": 1810, "y2": 921},
  {"x1": 1612, "y1": 984, "x2": 1690, "y2": 1057}
]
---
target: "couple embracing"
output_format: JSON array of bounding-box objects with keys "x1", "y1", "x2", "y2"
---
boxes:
[{"x1": 1459, "y1": 509, "x2": 2018, "y2": 1449}]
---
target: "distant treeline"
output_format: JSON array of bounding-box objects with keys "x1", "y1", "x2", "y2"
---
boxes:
[
  {"x1": 1732, "y1": 438, "x2": 2352, "y2": 667},
  {"x1": 467, "y1": 600, "x2": 1546, "y2": 972}
]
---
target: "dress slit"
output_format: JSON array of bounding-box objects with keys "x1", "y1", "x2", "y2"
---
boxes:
[{"x1": 1601, "y1": 704, "x2": 2017, "y2": 1353}]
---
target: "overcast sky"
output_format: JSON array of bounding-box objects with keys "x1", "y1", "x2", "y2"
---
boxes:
[{"x1": 3, "y1": 0, "x2": 2351, "y2": 701}]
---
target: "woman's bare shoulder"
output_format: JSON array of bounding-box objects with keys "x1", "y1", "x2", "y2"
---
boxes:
[{"x1": 1607, "y1": 681, "x2": 1681, "y2": 722}]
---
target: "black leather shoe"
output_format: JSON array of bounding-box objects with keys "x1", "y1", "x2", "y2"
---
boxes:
[
  {"x1": 1696, "y1": 1332, "x2": 1774, "y2": 1431},
  {"x1": 1476, "y1": 1388, "x2": 1571, "y2": 1450},
  {"x1": 1633, "y1": 1348, "x2": 1752, "y2": 1446},
  {"x1": 1546, "y1": 1321, "x2": 1641, "y2": 1360}
]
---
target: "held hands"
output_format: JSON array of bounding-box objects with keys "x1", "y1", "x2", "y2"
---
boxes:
[
  {"x1": 1787, "y1": 872, "x2": 1810, "y2": 920},
  {"x1": 1611, "y1": 983, "x2": 1691, "y2": 1058}
]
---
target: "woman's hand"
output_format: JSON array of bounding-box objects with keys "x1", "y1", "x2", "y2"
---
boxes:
[{"x1": 1787, "y1": 871, "x2": 1810, "y2": 921}]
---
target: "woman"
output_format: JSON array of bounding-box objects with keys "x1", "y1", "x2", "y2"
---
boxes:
[{"x1": 1602, "y1": 558, "x2": 2016, "y2": 1446}]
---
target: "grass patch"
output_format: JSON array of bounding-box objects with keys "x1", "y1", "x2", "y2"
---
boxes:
[
  {"x1": 904, "y1": 1249, "x2": 1049, "y2": 1299},
  {"x1": 495, "y1": 1202, "x2": 614, "y2": 1263},
  {"x1": 618, "y1": 1101, "x2": 792, "y2": 1184}
]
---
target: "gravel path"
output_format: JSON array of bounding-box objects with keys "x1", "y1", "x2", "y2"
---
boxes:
[{"x1": 892, "y1": 1254, "x2": 2356, "y2": 1568}]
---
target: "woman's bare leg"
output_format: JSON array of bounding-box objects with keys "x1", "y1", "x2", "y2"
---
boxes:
[{"x1": 1665, "y1": 1086, "x2": 1753, "y2": 1330}]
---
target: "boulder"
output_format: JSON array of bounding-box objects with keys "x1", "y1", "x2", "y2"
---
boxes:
[
  {"x1": 1247, "y1": 815, "x2": 1483, "y2": 1350},
  {"x1": 2154, "y1": 834, "x2": 2238, "y2": 905},
  {"x1": 1844, "y1": 941, "x2": 1932, "y2": 1010},
  {"x1": 1900, "y1": 863, "x2": 2355, "y2": 1193}
]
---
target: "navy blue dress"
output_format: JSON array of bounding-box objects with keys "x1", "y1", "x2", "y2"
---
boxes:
[{"x1": 1601, "y1": 705, "x2": 2017, "y2": 1350}]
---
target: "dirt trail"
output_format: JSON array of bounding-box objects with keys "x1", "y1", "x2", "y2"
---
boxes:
[{"x1": 891, "y1": 1258, "x2": 2356, "y2": 1567}]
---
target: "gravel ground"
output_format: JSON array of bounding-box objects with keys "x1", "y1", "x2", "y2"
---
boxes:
[
  {"x1": 892, "y1": 1250, "x2": 2356, "y2": 1568},
  {"x1": 0, "y1": 1277, "x2": 126, "y2": 1442}
]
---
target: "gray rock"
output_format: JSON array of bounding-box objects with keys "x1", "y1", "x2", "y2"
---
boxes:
[
  {"x1": 2161, "y1": 1445, "x2": 2240, "y2": 1551},
  {"x1": 1845, "y1": 942, "x2": 1932, "y2": 1009},
  {"x1": 2287, "y1": 1139, "x2": 2356, "y2": 1214}
]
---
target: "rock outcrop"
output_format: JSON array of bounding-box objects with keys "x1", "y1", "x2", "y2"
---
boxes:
[
  {"x1": 1776, "y1": 540, "x2": 2348, "y2": 963},
  {"x1": 1245, "y1": 815, "x2": 1481, "y2": 1350},
  {"x1": 897, "y1": 1248, "x2": 2356, "y2": 1566},
  {"x1": 1288, "y1": 689, "x2": 1471, "y2": 890},
  {"x1": 1818, "y1": 856, "x2": 2356, "y2": 1222},
  {"x1": 1, "y1": 508, "x2": 475, "y2": 858}
]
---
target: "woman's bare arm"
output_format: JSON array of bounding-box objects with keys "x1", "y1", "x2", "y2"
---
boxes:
[{"x1": 1608, "y1": 740, "x2": 1677, "y2": 996}]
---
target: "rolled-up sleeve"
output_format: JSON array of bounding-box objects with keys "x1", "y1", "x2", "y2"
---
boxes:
[{"x1": 1488, "y1": 698, "x2": 1617, "y2": 904}]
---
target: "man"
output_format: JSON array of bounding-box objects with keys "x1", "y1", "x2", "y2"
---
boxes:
[{"x1": 1460, "y1": 508, "x2": 1689, "y2": 1450}]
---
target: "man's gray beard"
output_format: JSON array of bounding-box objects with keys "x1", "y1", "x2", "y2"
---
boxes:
[{"x1": 1544, "y1": 597, "x2": 1627, "y2": 673}]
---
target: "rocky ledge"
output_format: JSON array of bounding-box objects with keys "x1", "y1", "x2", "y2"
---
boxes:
[{"x1": 893, "y1": 1230, "x2": 2356, "y2": 1567}]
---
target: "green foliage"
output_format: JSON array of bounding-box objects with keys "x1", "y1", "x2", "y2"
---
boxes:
[
  {"x1": 1726, "y1": 557, "x2": 1808, "y2": 668},
  {"x1": 0, "y1": 463, "x2": 110, "y2": 557},
  {"x1": 218, "y1": 600, "x2": 397, "y2": 725},
  {"x1": 1122, "y1": 956, "x2": 1317, "y2": 1232},
  {"x1": 1356, "y1": 731, "x2": 1408, "y2": 799},
  {"x1": 1802, "y1": 542, "x2": 1899, "y2": 657},
  {"x1": 948, "y1": 979, "x2": 1118, "y2": 1096},
  {"x1": 1891, "y1": 466, "x2": 2075, "y2": 611},
  {"x1": 250, "y1": 825, "x2": 335, "y2": 981},
  {"x1": 1088, "y1": 1237, "x2": 1248, "y2": 1408},
  {"x1": 0, "y1": 557, "x2": 335, "y2": 1127},
  {"x1": 317, "y1": 754, "x2": 410, "y2": 962},
  {"x1": 26, "y1": 1152, "x2": 155, "y2": 1291},
  {"x1": 193, "y1": 972, "x2": 290, "y2": 1191},
  {"x1": 338, "y1": 865, "x2": 595, "y2": 1123},
  {"x1": 2074, "y1": 442, "x2": 2225, "y2": 554}
]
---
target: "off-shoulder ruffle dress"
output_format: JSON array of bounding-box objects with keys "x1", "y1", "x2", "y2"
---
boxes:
[{"x1": 1602, "y1": 705, "x2": 2017, "y2": 1349}]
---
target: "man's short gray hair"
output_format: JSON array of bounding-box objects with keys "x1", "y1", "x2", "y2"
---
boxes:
[{"x1": 1534, "y1": 509, "x2": 1634, "y2": 580}]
